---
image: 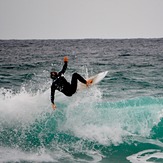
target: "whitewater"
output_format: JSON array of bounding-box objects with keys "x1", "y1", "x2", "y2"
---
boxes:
[{"x1": 0, "y1": 39, "x2": 163, "y2": 163}]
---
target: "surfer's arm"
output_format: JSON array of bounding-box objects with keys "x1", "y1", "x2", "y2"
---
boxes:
[
  {"x1": 51, "y1": 85, "x2": 56, "y2": 110},
  {"x1": 58, "y1": 56, "x2": 68, "y2": 75}
]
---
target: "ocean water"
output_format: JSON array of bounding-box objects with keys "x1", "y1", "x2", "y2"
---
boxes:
[{"x1": 0, "y1": 38, "x2": 163, "y2": 163}]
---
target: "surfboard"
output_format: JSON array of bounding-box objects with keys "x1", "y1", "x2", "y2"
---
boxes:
[{"x1": 77, "y1": 71, "x2": 108, "y2": 91}]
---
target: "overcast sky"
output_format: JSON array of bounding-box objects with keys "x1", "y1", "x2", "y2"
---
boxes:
[{"x1": 0, "y1": 0, "x2": 163, "y2": 39}]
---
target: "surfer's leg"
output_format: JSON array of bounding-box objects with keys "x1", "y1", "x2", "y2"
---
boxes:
[{"x1": 70, "y1": 73, "x2": 86, "y2": 94}]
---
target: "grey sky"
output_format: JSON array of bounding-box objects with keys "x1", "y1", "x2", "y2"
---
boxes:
[{"x1": 0, "y1": 0, "x2": 163, "y2": 39}]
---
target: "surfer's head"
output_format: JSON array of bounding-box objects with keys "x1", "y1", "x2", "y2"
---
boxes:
[{"x1": 50, "y1": 68, "x2": 58, "y2": 80}]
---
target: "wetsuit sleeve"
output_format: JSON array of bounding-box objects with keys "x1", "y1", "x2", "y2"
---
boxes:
[
  {"x1": 51, "y1": 83, "x2": 56, "y2": 104},
  {"x1": 58, "y1": 61, "x2": 67, "y2": 75}
]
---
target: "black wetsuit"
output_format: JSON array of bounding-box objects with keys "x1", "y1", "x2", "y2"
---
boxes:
[{"x1": 51, "y1": 62, "x2": 87, "y2": 104}]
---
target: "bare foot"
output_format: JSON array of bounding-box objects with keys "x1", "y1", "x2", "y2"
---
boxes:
[{"x1": 86, "y1": 79, "x2": 93, "y2": 86}]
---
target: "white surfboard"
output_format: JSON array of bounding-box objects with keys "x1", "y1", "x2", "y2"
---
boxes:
[{"x1": 77, "y1": 71, "x2": 108, "y2": 91}]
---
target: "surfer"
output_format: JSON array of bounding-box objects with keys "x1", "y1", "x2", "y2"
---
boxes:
[{"x1": 50, "y1": 56, "x2": 92, "y2": 110}]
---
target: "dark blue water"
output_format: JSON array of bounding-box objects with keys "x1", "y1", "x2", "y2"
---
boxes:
[{"x1": 0, "y1": 39, "x2": 163, "y2": 162}]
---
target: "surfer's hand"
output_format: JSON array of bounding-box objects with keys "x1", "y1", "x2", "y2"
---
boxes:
[
  {"x1": 52, "y1": 103, "x2": 56, "y2": 110},
  {"x1": 64, "y1": 56, "x2": 68, "y2": 62}
]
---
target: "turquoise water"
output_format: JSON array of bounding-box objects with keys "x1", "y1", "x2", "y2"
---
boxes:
[{"x1": 0, "y1": 39, "x2": 163, "y2": 162}]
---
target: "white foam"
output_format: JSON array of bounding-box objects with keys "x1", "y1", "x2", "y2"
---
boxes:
[
  {"x1": 60, "y1": 86, "x2": 127, "y2": 145},
  {"x1": 127, "y1": 149, "x2": 163, "y2": 163},
  {"x1": 0, "y1": 87, "x2": 51, "y2": 126},
  {"x1": 0, "y1": 147, "x2": 54, "y2": 162}
]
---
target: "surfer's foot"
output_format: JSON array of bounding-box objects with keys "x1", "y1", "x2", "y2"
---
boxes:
[{"x1": 86, "y1": 79, "x2": 93, "y2": 86}]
